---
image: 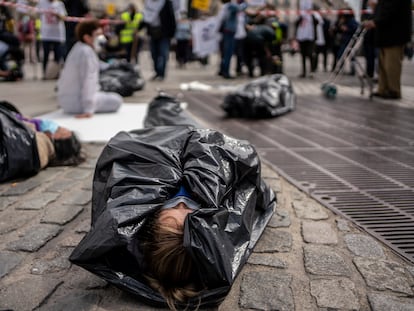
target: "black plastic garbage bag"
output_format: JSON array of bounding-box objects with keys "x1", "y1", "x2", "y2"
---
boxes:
[
  {"x1": 99, "y1": 60, "x2": 145, "y2": 97},
  {"x1": 0, "y1": 102, "x2": 40, "y2": 182},
  {"x1": 144, "y1": 92, "x2": 201, "y2": 128},
  {"x1": 70, "y1": 96, "x2": 276, "y2": 308},
  {"x1": 222, "y1": 74, "x2": 296, "y2": 118}
]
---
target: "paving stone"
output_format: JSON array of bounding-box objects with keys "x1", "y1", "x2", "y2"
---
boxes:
[
  {"x1": 254, "y1": 228, "x2": 292, "y2": 253},
  {"x1": 64, "y1": 168, "x2": 93, "y2": 181},
  {"x1": 0, "y1": 276, "x2": 63, "y2": 310},
  {"x1": 40, "y1": 292, "x2": 102, "y2": 311},
  {"x1": 0, "y1": 251, "x2": 24, "y2": 279},
  {"x1": 302, "y1": 221, "x2": 338, "y2": 244},
  {"x1": 353, "y1": 257, "x2": 413, "y2": 295},
  {"x1": 68, "y1": 266, "x2": 108, "y2": 290},
  {"x1": 44, "y1": 178, "x2": 79, "y2": 193},
  {"x1": 240, "y1": 270, "x2": 294, "y2": 311},
  {"x1": 0, "y1": 196, "x2": 18, "y2": 211},
  {"x1": 291, "y1": 191, "x2": 305, "y2": 201},
  {"x1": 31, "y1": 256, "x2": 71, "y2": 275},
  {"x1": 1, "y1": 178, "x2": 42, "y2": 196},
  {"x1": 7, "y1": 224, "x2": 62, "y2": 252},
  {"x1": 310, "y1": 278, "x2": 359, "y2": 310},
  {"x1": 265, "y1": 178, "x2": 282, "y2": 193},
  {"x1": 59, "y1": 234, "x2": 84, "y2": 248},
  {"x1": 336, "y1": 219, "x2": 352, "y2": 232},
  {"x1": 292, "y1": 200, "x2": 329, "y2": 220},
  {"x1": 304, "y1": 244, "x2": 352, "y2": 276},
  {"x1": 0, "y1": 209, "x2": 35, "y2": 235},
  {"x1": 344, "y1": 234, "x2": 385, "y2": 259},
  {"x1": 16, "y1": 192, "x2": 60, "y2": 210},
  {"x1": 63, "y1": 190, "x2": 92, "y2": 206},
  {"x1": 248, "y1": 253, "x2": 288, "y2": 268},
  {"x1": 368, "y1": 292, "x2": 414, "y2": 311},
  {"x1": 41, "y1": 204, "x2": 84, "y2": 225},
  {"x1": 268, "y1": 208, "x2": 291, "y2": 228},
  {"x1": 75, "y1": 219, "x2": 91, "y2": 234}
]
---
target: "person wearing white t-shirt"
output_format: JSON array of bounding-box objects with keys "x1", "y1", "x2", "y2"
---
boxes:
[{"x1": 37, "y1": 0, "x2": 67, "y2": 78}]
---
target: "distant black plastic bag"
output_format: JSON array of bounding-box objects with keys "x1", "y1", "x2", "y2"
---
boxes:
[
  {"x1": 99, "y1": 60, "x2": 145, "y2": 97},
  {"x1": 70, "y1": 95, "x2": 276, "y2": 308},
  {"x1": 0, "y1": 102, "x2": 40, "y2": 182},
  {"x1": 143, "y1": 92, "x2": 201, "y2": 128},
  {"x1": 222, "y1": 74, "x2": 296, "y2": 118}
]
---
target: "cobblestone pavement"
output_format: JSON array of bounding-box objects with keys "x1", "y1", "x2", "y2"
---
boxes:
[{"x1": 1, "y1": 52, "x2": 414, "y2": 311}]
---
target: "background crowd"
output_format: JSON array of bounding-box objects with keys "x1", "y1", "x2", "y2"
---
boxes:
[{"x1": 0, "y1": 0, "x2": 412, "y2": 97}]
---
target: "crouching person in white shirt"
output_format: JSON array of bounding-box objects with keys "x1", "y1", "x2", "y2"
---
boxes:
[{"x1": 57, "y1": 20, "x2": 122, "y2": 118}]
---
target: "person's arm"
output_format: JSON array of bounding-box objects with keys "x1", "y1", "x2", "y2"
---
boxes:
[{"x1": 78, "y1": 48, "x2": 99, "y2": 117}]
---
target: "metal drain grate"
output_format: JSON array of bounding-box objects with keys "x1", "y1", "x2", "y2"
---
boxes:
[{"x1": 182, "y1": 91, "x2": 414, "y2": 263}]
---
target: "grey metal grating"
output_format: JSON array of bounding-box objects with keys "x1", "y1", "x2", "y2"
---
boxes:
[{"x1": 182, "y1": 91, "x2": 414, "y2": 263}]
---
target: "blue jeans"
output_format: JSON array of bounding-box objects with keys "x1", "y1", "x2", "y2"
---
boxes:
[
  {"x1": 150, "y1": 37, "x2": 170, "y2": 78},
  {"x1": 220, "y1": 32, "x2": 236, "y2": 77}
]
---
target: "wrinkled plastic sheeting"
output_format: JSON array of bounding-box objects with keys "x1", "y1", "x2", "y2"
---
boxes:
[
  {"x1": 0, "y1": 104, "x2": 40, "y2": 182},
  {"x1": 99, "y1": 60, "x2": 145, "y2": 97},
  {"x1": 70, "y1": 96, "x2": 276, "y2": 308},
  {"x1": 222, "y1": 74, "x2": 296, "y2": 118},
  {"x1": 144, "y1": 92, "x2": 201, "y2": 128}
]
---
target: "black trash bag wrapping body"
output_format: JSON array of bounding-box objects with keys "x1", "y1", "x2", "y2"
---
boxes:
[
  {"x1": 99, "y1": 60, "x2": 145, "y2": 97},
  {"x1": 70, "y1": 126, "x2": 276, "y2": 308},
  {"x1": 143, "y1": 93, "x2": 201, "y2": 128},
  {"x1": 222, "y1": 74, "x2": 296, "y2": 118},
  {"x1": 0, "y1": 105, "x2": 40, "y2": 182}
]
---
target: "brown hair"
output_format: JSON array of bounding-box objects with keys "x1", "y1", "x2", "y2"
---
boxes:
[
  {"x1": 75, "y1": 19, "x2": 101, "y2": 42},
  {"x1": 143, "y1": 213, "x2": 202, "y2": 310}
]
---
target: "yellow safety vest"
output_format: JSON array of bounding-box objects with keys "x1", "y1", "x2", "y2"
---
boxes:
[
  {"x1": 272, "y1": 21, "x2": 283, "y2": 45},
  {"x1": 120, "y1": 12, "x2": 143, "y2": 44}
]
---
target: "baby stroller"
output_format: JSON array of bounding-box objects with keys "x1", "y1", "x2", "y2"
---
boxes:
[{"x1": 321, "y1": 25, "x2": 374, "y2": 99}]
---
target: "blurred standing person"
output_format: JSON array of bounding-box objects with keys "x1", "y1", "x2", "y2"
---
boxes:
[
  {"x1": 364, "y1": 0, "x2": 411, "y2": 99},
  {"x1": 295, "y1": 0, "x2": 317, "y2": 78},
  {"x1": 361, "y1": 0, "x2": 378, "y2": 80},
  {"x1": 234, "y1": 0, "x2": 247, "y2": 76},
  {"x1": 63, "y1": 0, "x2": 90, "y2": 57},
  {"x1": 311, "y1": 5, "x2": 328, "y2": 72},
  {"x1": 142, "y1": 0, "x2": 177, "y2": 81},
  {"x1": 117, "y1": 3, "x2": 143, "y2": 63},
  {"x1": 17, "y1": 14, "x2": 36, "y2": 63},
  {"x1": 37, "y1": 0, "x2": 67, "y2": 79},
  {"x1": 336, "y1": 10, "x2": 358, "y2": 75},
  {"x1": 174, "y1": 11, "x2": 191, "y2": 68}
]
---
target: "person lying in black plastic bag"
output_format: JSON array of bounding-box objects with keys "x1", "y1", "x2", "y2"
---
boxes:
[{"x1": 69, "y1": 93, "x2": 276, "y2": 310}]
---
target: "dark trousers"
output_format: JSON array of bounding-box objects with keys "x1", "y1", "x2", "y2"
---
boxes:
[
  {"x1": 42, "y1": 40, "x2": 63, "y2": 74},
  {"x1": 234, "y1": 38, "x2": 245, "y2": 73},
  {"x1": 150, "y1": 37, "x2": 170, "y2": 78},
  {"x1": 219, "y1": 32, "x2": 236, "y2": 77},
  {"x1": 175, "y1": 39, "x2": 190, "y2": 65},
  {"x1": 244, "y1": 39, "x2": 267, "y2": 77},
  {"x1": 299, "y1": 40, "x2": 315, "y2": 76},
  {"x1": 312, "y1": 44, "x2": 328, "y2": 72}
]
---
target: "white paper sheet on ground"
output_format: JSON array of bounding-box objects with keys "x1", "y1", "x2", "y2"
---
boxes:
[{"x1": 37, "y1": 103, "x2": 148, "y2": 143}]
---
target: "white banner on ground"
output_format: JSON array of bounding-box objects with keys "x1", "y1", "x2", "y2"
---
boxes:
[{"x1": 191, "y1": 16, "x2": 219, "y2": 58}]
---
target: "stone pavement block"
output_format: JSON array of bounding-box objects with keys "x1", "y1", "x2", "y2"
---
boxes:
[
  {"x1": 65, "y1": 265, "x2": 107, "y2": 290},
  {"x1": 368, "y1": 292, "x2": 414, "y2": 311},
  {"x1": 302, "y1": 221, "x2": 338, "y2": 244},
  {"x1": 264, "y1": 177, "x2": 282, "y2": 193},
  {"x1": 16, "y1": 192, "x2": 60, "y2": 210},
  {"x1": 59, "y1": 233, "x2": 84, "y2": 248},
  {"x1": 248, "y1": 253, "x2": 288, "y2": 268},
  {"x1": 304, "y1": 244, "x2": 352, "y2": 276},
  {"x1": 0, "y1": 251, "x2": 24, "y2": 279},
  {"x1": 310, "y1": 278, "x2": 359, "y2": 310},
  {"x1": 292, "y1": 200, "x2": 329, "y2": 220},
  {"x1": 41, "y1": 204, "x2": 84, "y2": 225},
  {"x1": 0, "y1": 276, "x2": 63, "y2": 310},
  {"x1": 0, "y1": 209, "x2": 35, "y2": 235},
  {"x1": 336, "y1": 218, "x2": 352, "y2": 232},
  {"x1": 44, "y1": 178, "x2": 79, "y2": 193},
  {"x1": 31, "y1": 256, "x2": 71, "y2": 275},
  {"x1": 344, "y1": 234, "x2": 385, "y2": 259},
  {"x1": 39, "y1": 292, "x2": 102, "y2": 311},
  {"x1": 240, "y1": 270, "x2": 293, "y2": 310},
  {"x1": 0, "y1": 196, "x2": 18, "y2": 211},
  {"x1": 63, "y1": 191, "x2": 92, "y2": 206},
  {"x1": 353, "y1": 257, "x2": 413, "y2": 295},
  {"x1": 7, "y1": 224, "x2": 62, "y2": 252},
  {"x1": 268, "y1": 208, "x2": 291, "y2": 228},
  {"x1": 64, "y1": 168, "x2": 93, "y2": 181},
  {"x1": 254, "y1": 228, "x2": 292, "y2": 253},
  {"x1": 75, "y1": 219, "x2": 91, "y2": 234}
]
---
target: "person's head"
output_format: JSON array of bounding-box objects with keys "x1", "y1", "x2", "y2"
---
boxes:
[
  {"x1": 75, "y1": 19, "x2": 102, "y2": 46},
  {"x1": 142, "y1": 201, "x2": 202, "y2": 310},
  {"x1": 49, "y1": 128, "x2": 84, "y2": 166},
  {"x1": 128, "y1": 3, "x2": 136, "y2": 14}
]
